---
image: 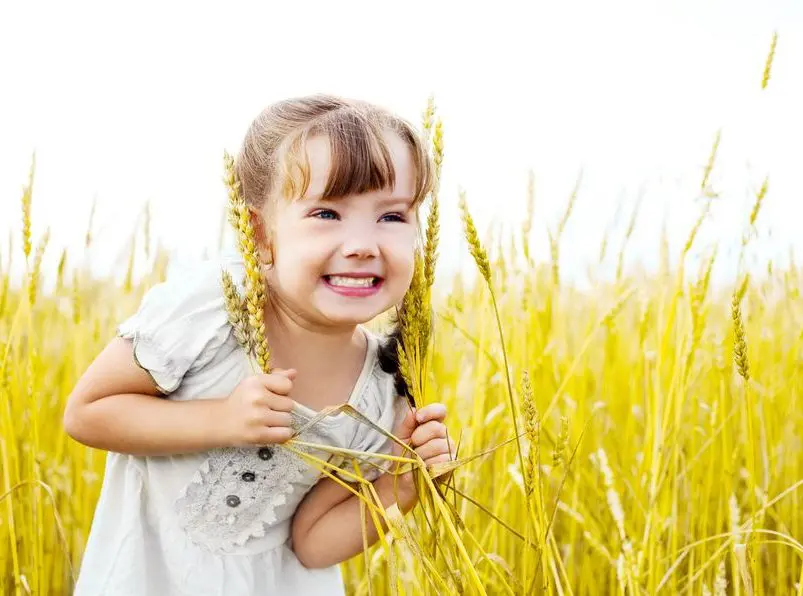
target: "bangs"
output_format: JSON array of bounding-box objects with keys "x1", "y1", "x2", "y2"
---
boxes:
[{"x1": 276, "y1": 106, "x2": 433, "y2": 206}]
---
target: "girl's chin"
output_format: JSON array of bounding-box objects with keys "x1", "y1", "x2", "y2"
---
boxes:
[
  {"x1": 313, "y1": 300, "x2": 393, "y2": 326},
  {"x1": 318, "y1": 307, "x2": 386, "y2": 326}
]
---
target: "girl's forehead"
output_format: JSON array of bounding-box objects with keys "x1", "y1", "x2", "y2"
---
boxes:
[
  {"x1": 301, "y1": 134, "x2": 416, "y2": 202},
  {"x1": 304, "y1": 136, "x2": 333, "y2": 196}
]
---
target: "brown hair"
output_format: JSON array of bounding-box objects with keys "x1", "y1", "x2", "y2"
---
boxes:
[{"x1": 235, "y1": 94, "x2": 434, "y2": 212}]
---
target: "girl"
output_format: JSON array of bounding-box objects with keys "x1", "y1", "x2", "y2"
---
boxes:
[{"x1": 63, "y1": 94, "x2": 455, "y2": 595}]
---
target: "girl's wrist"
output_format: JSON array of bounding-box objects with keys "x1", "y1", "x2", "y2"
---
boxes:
[
  {"x1": 205, "y1": 398, "x2": 235, "y2": 449},
  {"x1": 374, "y1": 472, "x2": 418, "y2": 514}
]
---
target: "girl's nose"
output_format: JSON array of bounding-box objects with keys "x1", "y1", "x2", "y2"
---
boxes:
[{"x1": 341, "y1": 235, "x2": 379, "y2": 259}]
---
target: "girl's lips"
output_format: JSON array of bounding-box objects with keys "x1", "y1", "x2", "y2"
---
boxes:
[{"x1": 322, "y1": 275, "x2": 384, "y2": 297}]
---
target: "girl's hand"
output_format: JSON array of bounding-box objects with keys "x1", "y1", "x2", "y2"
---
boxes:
[
  {"x1": 385, "y1": 403, "x2": 456, "y2": 510},
  {"x1": 218, "y1": 369, "x2": 297, "y2": 447}
]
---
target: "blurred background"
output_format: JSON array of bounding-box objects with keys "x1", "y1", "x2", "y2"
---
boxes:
[{"x1": 1, "y1": 0, "x2": 800, "y2": 286}]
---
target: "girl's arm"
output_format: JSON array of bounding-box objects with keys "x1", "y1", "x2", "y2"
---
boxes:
[
  {"x1": 63, "y1": 337, "x2": 295, "y2": 456},
  {"x1": 291, "y1": 404, "x2": 454, "y2": 569},
  {"x1": 290, "y1": 473, "x2": 414, "y2": 569},
  {"x1": 63, "y1": 338, "x2": 227, "y2": 455}
]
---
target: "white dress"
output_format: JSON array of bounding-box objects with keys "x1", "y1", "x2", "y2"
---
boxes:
[{"x1": 73, "y1": 252, "x2": 408, "y2": 596}]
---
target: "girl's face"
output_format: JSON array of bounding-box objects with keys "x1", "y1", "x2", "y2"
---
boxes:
[{"x1": 260, "y1": 132, "x2": 418, "y2": 330}]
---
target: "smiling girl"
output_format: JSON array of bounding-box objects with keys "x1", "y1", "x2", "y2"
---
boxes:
[{"x1": 63, "y1": 94, "x2": 455, "y2": 595}]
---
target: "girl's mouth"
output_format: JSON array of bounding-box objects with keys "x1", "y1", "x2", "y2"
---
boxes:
[{"x1": 322, "y1": 275, "x2": 383, "y2": 296}]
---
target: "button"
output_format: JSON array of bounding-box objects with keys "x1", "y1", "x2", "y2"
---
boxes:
[
  {"x1": 225, "y1": 495, "x2": 241, "y2": 508},
  {"x1": 241, "y1": 472, "x2": 256, "y2": 482},
  {"x1": 258, "y1": 447, "x2": 273, "y2": 461}
]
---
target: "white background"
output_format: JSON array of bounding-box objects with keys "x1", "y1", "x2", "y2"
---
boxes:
[{"x1": 1, "y1": 0, "x2": 801, "y2": 289}]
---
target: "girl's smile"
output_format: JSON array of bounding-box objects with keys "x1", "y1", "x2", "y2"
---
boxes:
[
  {"x1": 260, "y1": 132, "x2": 418, "y2": 329},
  {"x1": 322, "y1": 273, "x2": 384, "y2": 296}
]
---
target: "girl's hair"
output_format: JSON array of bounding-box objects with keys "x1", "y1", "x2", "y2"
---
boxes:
[
  {"x1": 234, "y1": 93, "x2": 435, "y2": 404},
  {"x1": 235, "y1": 94, "x2": 433, "y2": 210}
]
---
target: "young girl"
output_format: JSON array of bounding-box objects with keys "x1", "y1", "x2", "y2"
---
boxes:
[{"x1": 63, "y1": 94, "x2": 455, "y2": 595}]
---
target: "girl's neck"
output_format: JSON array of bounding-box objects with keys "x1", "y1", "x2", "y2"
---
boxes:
[{"x1": 263, "y1": 299, "x2": 367, "y2": 381}]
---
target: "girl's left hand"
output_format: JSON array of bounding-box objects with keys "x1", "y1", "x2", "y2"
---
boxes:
[
  {"x1": 409, "y1": 403, "x2": 456, "y2": 469},
  {"x1": 386, "y1": 403, "x2": 456, "y2": 508}
]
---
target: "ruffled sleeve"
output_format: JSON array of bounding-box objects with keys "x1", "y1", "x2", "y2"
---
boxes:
[
  {"x1": 117, "y1": 256, "x2": 241, "y2": 394},
  {"x1": 337, "y1": 350, "x2": 411, "y2": 482}
]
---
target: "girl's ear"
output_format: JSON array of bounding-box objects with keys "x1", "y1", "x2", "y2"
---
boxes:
[{"x1": 248, "y1": 208, "x2": 273, "y2": 266}]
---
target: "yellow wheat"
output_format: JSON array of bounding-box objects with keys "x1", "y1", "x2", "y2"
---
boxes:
[
  {"x1": 223, "y1": 151, "x2": 271, "y2": 373},
  {"x1": 761, "y1": 31, "x2": 778, "y2": 90}
]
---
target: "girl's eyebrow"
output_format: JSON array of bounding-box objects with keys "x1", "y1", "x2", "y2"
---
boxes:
[{"x1": 378, "y1": 196, "x2": 414, "y2": 205}]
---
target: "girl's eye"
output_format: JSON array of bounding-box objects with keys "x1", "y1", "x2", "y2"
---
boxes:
[
  {"x1": 379, "y1": 212, "x2": 406, "y2": 223},
  {"x1": 311, "y1": 209, "x2": 339, "y2": 221}
]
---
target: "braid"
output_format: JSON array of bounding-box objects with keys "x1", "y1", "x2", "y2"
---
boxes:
[{"x1": 377, "y1": 314, "x2": 415, "y2": 407}]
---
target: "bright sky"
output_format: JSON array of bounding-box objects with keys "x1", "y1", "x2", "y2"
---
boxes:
[{"x1": 1, "y1": 0, "x2": 801, "y2": 289}]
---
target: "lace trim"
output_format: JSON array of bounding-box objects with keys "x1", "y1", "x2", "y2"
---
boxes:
[{"x1": 174, "y1": 416, "x2": 338, "y2": 553}]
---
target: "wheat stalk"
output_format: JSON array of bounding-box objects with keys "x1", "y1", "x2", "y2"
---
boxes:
[
  {"x1": 421, "y1": 95, "x2": 435, "y2": 144},
  {"x1": 55, "y1": 249, "x2": 67, "y2": 292},
  {"x1": 761, "y1": 31, "x2": 778, "y2": 90},
  {"x1": 700, "y1": 130, "x2": 722, "y2": 194},
  {"x1": 21, "y1": 153, "x2": 35, "y2": 261},
  {"x1": 732, "y1": 288, "x2": 750, "y2": 382},
  {"x1": 223, "y1": 151, "x2": 271, "y2": 373},
  {"x1": 27, "y1": 230, "x2": 50, "y2": 308},
  {"x1": 458, "y1": 191, "x2": 491, "y2": 285},
  {"x1": 548, "y1": 170, "x2": 582, "y2": 286},
  {"x1": 398, "y1": 254, "x2": 427, "y2": 405},
  {"x1": 221, "y1": 270, "x2": 251, "y2": 351},
  {"x1": 551, "y1": 416, "x2": 569, "y2": 468},
  {"x1": 84, "y1": 198, "x2": 96, "y2": 250},
  {"x1": 521, "y1": 373, "x2": 540, "y2": 496},
  {"x1": 423, "y1": 119, "x2": 442, "y2": 292},
  {"x1": 522, "y1": 170, "x2": 535, "y2": 267}
]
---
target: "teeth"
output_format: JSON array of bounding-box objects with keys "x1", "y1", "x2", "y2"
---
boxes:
[{"x1": 328, "y1": 276, "x2": 376, "y2": 288}]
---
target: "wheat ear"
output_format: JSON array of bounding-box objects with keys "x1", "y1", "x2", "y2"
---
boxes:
[{"x1": 223, "y1": 151, "x2": 271, "y2": 372}]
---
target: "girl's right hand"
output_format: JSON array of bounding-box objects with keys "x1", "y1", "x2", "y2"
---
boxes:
[{"x1": 218, "y1": 368, "x2": 297, "y2": 447}]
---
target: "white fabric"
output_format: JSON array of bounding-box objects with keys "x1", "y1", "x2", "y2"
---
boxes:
[{"x1": 73, "y1": 251, "x2": 408, "y2": 596}]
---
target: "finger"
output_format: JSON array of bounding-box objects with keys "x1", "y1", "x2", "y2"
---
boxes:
[
  {"x1": 414, "y1": 437, "x2": 451, "y2": 462},
  {"x1": 415, "y1": 403, "x2": 447, "y2": 424},
  {"x1": 263, "y1": 411, "x2": 293, "y2": 428},
  {"x1": 271, "y1": 368, "x2": 297, "y2": 380},
  {"x1": 424, "y1": 453, "x2": 453, "y2": 467},
  {"x1": 268, "y1": 394, "x2": 295, "y2": 413},
  {"x1": 259, "y1": 426, "x2": 295, "y2": 444},
  {"x1": 392, "y1": 408, "x2": 418, "y2": 443},
  {"x1": 258, "y1": 373, "x2": 294, "y2": 396},
  {"x1": 390, "y1": 408, "x2": 417, "y2": 457},
  {"x1": 411, "y1": 420, "x2": 447, "y2": 447}
]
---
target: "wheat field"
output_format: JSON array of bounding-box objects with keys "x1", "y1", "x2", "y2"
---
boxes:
[
  {"x1": 2, "y1": 147, "x2": 802, "y2": 595},
  {"x1": 2, "y1": 37, "x2": 802, "y2": 596}
]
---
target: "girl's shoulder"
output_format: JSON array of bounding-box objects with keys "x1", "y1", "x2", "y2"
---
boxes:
[
  {"x1": 117, "y1": 252, "x2": 246, "y2": 394},
  {"x1": 348, "y1": 326, "x2": 410, "y2": 425}
]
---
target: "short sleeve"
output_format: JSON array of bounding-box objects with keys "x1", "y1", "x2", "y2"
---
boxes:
[
  {"x1": 117, "y1": 257, "x2": 239, "y2": 394},
  {"x1": 337, "y1": 360, "x2": 411, "y2": 482}
]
